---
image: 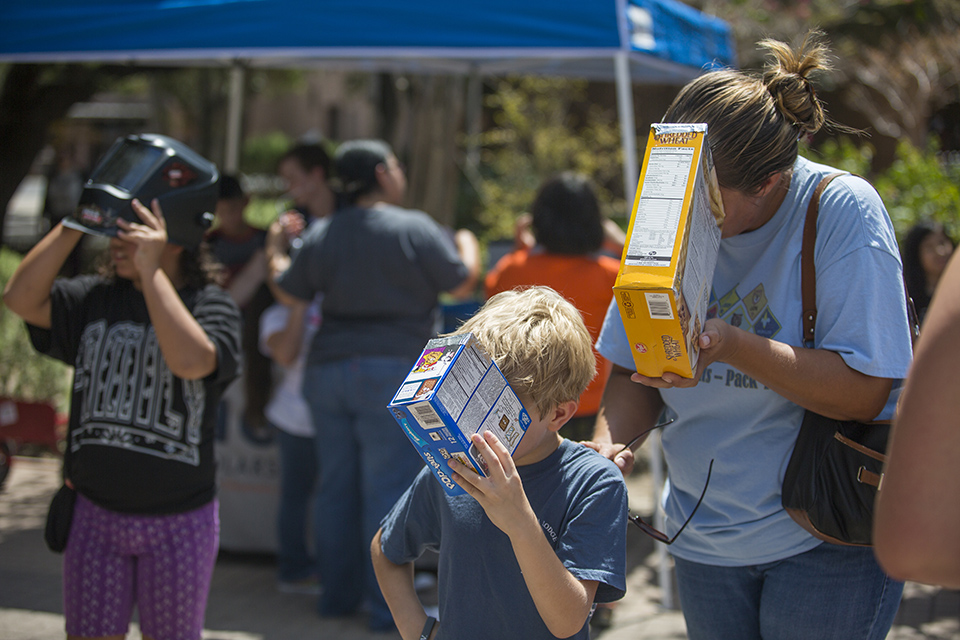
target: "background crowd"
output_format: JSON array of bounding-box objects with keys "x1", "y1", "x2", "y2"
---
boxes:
[
  {"x1": 206, "y1": 117, "x2": 958, "y2": 638},
  {"x1": 2, "y1": 28, "x2": 958, "y2": 640}
]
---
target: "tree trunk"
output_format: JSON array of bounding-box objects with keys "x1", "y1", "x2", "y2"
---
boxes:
[
  {"x1": 404, "y1": 75, "x2": 464, "y2": 229},
  {"x1": 0, "y1": 64, "x2": 140, "y2": 249}
]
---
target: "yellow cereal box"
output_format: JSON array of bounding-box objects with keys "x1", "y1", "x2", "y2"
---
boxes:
[{"x1": 614, "y1": 123, "x2": 725, "y2": 378}]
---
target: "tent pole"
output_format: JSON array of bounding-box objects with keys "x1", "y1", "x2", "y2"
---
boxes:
[
  {"x1": 224, "y1": 63, "x2": 245, "y2": 174},
  {"x1": 614, "y1": 51, "x2": 638, "y2": 214},
  {"x1": 617, "y1": 45, "x2": 674, "y2": 611},
  {"x1": 465, "y1": 68, "x2": 482, "y2": 173}
]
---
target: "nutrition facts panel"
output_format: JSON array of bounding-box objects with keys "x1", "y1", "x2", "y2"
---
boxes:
[{"x1": 625, "y1": 146, "x2": 694, "y2": 266}]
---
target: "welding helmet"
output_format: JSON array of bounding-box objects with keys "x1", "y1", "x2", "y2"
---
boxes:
[{"x1": 65, "y1": 134, "x2": 219, "y2": 250}]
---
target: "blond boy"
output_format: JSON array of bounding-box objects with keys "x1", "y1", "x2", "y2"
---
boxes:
[{"x1": 372, "y1": 286, "x2": 627, "y2": 639}]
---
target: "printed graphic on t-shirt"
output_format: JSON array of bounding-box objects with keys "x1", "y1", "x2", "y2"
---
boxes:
[
  {"x1": 72, "y1": 319, "x2": 205, "y2": 466},
  {"x1": 753, "y1": 308, "x2": 782, "y2": 339},
  {"x1": 697, "y1": 283, "x2": 780, "y2": 390},
  {"x1": 715, "y1": 286, "x2": 741, "y2": 318},
  {"x1": 743, "y1": 283, "x2": 767, "y2": 322},
  {"x1": 711, "y1": 283, "x2": 781, "y2": 341}
]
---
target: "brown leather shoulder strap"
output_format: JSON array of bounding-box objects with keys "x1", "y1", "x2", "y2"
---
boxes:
[
  {"x1": 801, "y1": 172, "x2": 847, "y2": 345},
  {"x1": 801, "y1": 173, "x2": 921, "y2": 350}
]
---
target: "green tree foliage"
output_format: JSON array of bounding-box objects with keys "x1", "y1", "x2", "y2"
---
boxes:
[
  {"x1": 469, "y1": 77, "x2": 625, "y2": 243},
  {"x1": 148, "y1": 67, "x2": 308, "y2": 166},
  {"x1": 810, "y1": 137, "x2": 960, "y2": 239},
  {"x1": 0, "y1": 248, "x2": 71, "y2": 408},
  {"x1": 874, "y1": 141, "x2": 960, "y2": 239},
  {"x1": 241, "y1": 131, "x2": 294, "y2": 175},
  {"x1": 807, "y1": 137, "x2": 874, "y2": 176},
  {"x1": 692, "y1": 0, "x2": 960, "y2": 169}
]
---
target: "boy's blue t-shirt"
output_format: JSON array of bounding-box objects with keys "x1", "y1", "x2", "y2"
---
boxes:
[
  {"x1": 378, "y1": 439, "x2": 627, "y2": 640},
  {"x1": 596, "y1": 156, "x2": 913, "y2": 566}
]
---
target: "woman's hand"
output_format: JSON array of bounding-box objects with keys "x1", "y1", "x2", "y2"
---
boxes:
[
  {"x1": 633, "y1": 318, "x2": 740, "y2": 389},
  {"x1": 116, "y1": 198, "x2": 169, "y2": 278},
  {"x1": 633, "y1": 316, "x2": 890, "y2": 421},
  {"x1": 582, "y1": 440, "x2": 637, "y2": 475}
]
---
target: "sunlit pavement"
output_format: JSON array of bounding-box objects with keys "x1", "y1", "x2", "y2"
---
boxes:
[{"x1": 1, "y1": 455, "x2": 956, "y2": 640}]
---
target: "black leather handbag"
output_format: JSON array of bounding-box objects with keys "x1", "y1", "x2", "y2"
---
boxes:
[
  {"x1": 44, "y1": 437, "x2": 77, "y2": 554},
  {"x1": 44, "y1": 482, "x2": 77, "y2": 553},
  {"x1": 781, "y1": 173, "x2": 919, "y2": 547},
  {"x1": 782, "y1": 413, "x2": 889, "y2": 546}
]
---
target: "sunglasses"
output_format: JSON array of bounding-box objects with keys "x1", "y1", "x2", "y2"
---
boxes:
[{"x1": 618, "y1": 416, "x2": 715, "y2": 545}]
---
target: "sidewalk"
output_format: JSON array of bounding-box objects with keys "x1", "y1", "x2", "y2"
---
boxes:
[{"x1": 1, "y1": 455, "x2": 957, "y2": 640}]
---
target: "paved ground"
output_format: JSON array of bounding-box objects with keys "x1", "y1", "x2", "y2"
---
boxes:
[{"x1": 1, "y1": 454, "x2": 957, "y2": 639}]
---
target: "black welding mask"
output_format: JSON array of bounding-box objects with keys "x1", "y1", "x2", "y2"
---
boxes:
[{"x1": 65, "y1": 134, "x2": 219, "y2": 250}]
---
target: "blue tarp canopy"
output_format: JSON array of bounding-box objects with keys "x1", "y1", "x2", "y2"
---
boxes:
[
  {"x1": 0, "y1": 0, "x2": 734, "y2": 83},
  {"x1": 0, "y1": 0, "x2": 735, "y2": 207},
  {"x1": 0, "y1": 0, "x2": 733, "y2": 581}
]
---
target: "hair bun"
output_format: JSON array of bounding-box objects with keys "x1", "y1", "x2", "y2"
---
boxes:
[
  {"x1": 766, "y1": 72, "x2": 822, "y2": 133},
  {"x1": 760, "y1": 32, "x2": 831, "y2": 135}
]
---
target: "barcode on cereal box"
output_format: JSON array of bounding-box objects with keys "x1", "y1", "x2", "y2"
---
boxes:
[
  {"x1": 412, "y1": 403, "x2": 443, "y2": 427},
  {"x1": 645, "y1": 292, "x2": 674, "y2": 320}
]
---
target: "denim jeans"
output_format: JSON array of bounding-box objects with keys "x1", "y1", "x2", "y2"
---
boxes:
[
  {"x1": 673, "y1": 543, "x2": 903, "y2": 640},
  {"x1": 274, "y1": 428, "x2": 318, "y2": 582},
  {"x1": 303, "y1": 357, "x2": 424, "y2": 630}
]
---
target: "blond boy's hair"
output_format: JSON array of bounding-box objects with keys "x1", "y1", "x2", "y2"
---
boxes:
[{"x1": 452, "y1": 286, "x2": 596, "y2": 418}]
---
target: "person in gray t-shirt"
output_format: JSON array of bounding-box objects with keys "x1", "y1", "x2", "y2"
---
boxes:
[{"x1": 277, "y1": 139, "x2": 478, "y2": 632}]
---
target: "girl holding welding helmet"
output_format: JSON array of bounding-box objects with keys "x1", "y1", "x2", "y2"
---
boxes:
[
  {"x1": 3, "y1": 134, "x2": 242, "y2": 640},
  {"x1": 589, "y1": 32, "x2": 912, "y2": 640}
]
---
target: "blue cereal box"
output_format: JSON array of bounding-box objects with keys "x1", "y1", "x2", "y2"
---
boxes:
[{"x1": 387, "y1": 332, "x2": 531, "y2": 496}]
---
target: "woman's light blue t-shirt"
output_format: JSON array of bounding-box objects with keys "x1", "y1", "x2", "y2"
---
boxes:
[{"x1": 596, "y1": 156, "x2": 913, "y2": 566}]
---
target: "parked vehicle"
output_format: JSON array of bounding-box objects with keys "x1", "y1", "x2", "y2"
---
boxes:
[{"x1": 0, "y1": 397, "x2": 66, "y2": 488}]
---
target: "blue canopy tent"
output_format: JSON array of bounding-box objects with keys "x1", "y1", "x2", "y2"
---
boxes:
[
  {"x1": 0, "y1": 0, "x2": 735, "y2": 204},
  {"x1": 0, "y1": 0, "x2": 733, "y2": 597}
]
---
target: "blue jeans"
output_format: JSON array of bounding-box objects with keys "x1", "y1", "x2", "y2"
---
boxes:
[
  {"x1": 274, "y1": 428, "x2": 318, "y2": 582},
  {"x1": 673, "y1": 543, "x2": 903, "y2": 640},
  {"x1": 303, "y1": 357, "x2": 424, "y2": 630}
]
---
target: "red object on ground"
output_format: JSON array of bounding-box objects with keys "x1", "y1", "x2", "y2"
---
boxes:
[
  {"x1": 0, "y1": 397, "x2": 65, "y2": 450},
  {"x1": 0, "y1": 397, "x2": 66, "y2": 487}
]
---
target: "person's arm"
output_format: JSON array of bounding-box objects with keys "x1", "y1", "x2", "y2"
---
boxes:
[
  {"x1": 634, "y1": 319, "x2": 892, "y2": 422},
  {"x1": 2, "y1": 222, "x2": 84, "y2": 328},
  {"x1": 273, "y1": 219, "x2": 321, "y2": 307},
  {"x1": 264, "y1": 211, "x2": 305, "y2": 279},
  {"x1": 446, "y1": 228, "x2": 481, "y2": 301},
  {"x1": 600, "y1": 218, "x2": 626, "y2": 257},
  {"x1": 264, "y1": 300, "x2": 308, "y2": 367},
  {"x1": 449, "y1": 430, "x2": 598, "y2": 638},
  {"x1": 265, "y1": 247, "x2": 300, "y2": 307},
  {"x1": 123, "y1": 199, "x2": 218, "y2": 380},
  {"x1": 874, "y1": 251, "x2": 960, "y2": 588},
  {"x1": 226, "y1": 248, "x2": 268, "y2": 308},
  {"x1": 585, "y1": 365, "x2": 664, "y2": 475},
  {"x1": 513, "y1": 213, "x2": 536, "y2": 251},
  {"x1": 371, "y1": 529, "x2": 438, "y2": 640}
]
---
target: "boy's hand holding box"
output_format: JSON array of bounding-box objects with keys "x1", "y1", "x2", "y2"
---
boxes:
[
  {"x1": 388, "y1": 333, "x2": 531, "y2": 495},
  {"x1": 614, "y1": 123, "x2": 725, "y2": 379}
]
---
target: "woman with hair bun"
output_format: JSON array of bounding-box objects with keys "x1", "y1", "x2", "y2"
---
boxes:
[
  {"x1": 276, "y1": 139, "x2": 478, "y2": 632},
  {"x1": 590, "y1": 31, "x2": 913, "y2": 639}
]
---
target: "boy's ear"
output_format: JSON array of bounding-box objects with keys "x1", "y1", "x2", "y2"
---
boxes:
[{"x1": 547, "y1": 400, "x2": 579, "y2": 433}]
